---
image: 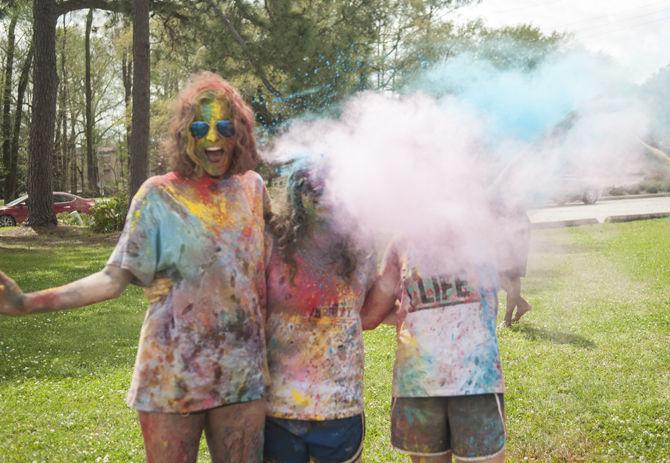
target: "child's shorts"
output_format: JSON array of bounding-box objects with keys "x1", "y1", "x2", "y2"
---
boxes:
[
  {"x1": 391, "y1": 394, "x2": 505, "y2": 460},
  {"x1": 264, "y1": 414, "x2": 364, "y2": 463}
]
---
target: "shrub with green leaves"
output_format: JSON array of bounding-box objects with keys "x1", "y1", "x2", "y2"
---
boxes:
[{"x1": 90, "y1": 195, "x2": 129, "y2": 233}]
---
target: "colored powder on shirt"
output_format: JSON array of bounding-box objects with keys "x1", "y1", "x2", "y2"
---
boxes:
[
  {"x1": 391, "y1": 243, "x2": 504, "y2": 398},
  {"x1": 108, "y1": 171, "x2": 270, "y2": 413},
  {"x1": 265, "y1": 224, "x2": 376, "y2": 420}
]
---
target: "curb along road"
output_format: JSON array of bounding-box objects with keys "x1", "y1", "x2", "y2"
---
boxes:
[{"x1": 529, "y1": 194, "x2": 670, "y2": 228}]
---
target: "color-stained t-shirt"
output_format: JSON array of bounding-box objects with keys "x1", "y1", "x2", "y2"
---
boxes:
[
  {"x1": 107, "y1": 171, "x2": 270, "y2": 413},
  {"x1": 388, "y1": 243, "x2": 505, "y2": 398},
  {"x1": 265, "y1": 224, "x2": 377, "y2": 420}
]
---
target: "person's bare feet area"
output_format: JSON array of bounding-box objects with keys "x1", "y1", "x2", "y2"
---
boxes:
[
  {"x1": 512, "y1": 299, "x2": 532, "y2": 322},
  {"x1": 503, "y1": 309, "x2": 514, "y2": 327}
]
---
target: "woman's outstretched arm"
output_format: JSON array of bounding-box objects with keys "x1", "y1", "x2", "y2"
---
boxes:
[{"x1": 0, "y1": 265, "x2": 132, "y2": 316}]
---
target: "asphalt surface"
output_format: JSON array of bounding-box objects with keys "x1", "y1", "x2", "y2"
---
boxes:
[{"x1": 528, "y1": 195, "x2": 670, "y2": 228}]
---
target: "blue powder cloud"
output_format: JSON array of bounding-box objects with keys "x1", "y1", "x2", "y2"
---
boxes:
[{"x1": 408, "y1": 43, "x2": 640, "y2": 143}]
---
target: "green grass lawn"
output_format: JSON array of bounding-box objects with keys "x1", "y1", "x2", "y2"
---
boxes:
[{"x1": 1, "y1": 221, "x2": 669, "y2": 462}]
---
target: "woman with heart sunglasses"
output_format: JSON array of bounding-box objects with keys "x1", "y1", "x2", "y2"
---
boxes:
[{"x1": 0, "y1": 71, "x2": 271, "y2": 463}]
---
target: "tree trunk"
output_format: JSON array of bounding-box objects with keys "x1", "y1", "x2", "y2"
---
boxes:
[
  {"x1": 53, "y1": 70, "x2": 63, "y2": 192},
  {"x1": 54, "y1": 104, "x2": 63, "y2": 190},
  {"x1": 122, "y1": 46, "x2": 132, "y2": 181},
  {"x1": 59, "y1": 15, "x2": 69, "y2": 192},
  {"x1": 2, "y1": 14, "x2": 17, "y2": 202},
  {"x1": 128, "y1": 0, "x2": 150, "y2": 201},
  {"x1": 70, "y1": 121, "x2": 77, "y2": 194},
  {"x1": 53, "y1": 17, "x2": 66, "y2": 191},
  {"x1": 26, "y1": 0, "x2": 58, "y2": 227},
  {"x1": 84, "y1": 8, "x2": 99, "y2": 196},
  {"x1": 6, "y1": 45, "x2": 33, "y2": 202}
]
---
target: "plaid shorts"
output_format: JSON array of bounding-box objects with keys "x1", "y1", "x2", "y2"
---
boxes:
[{"x1": 391, "y1": 394, "x2": 505, "y2": 460}]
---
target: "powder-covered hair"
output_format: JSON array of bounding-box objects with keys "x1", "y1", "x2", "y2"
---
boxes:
[
  {"x1": 165, "y1": 71, "x2": 258, "y2": 177},
  {"x1": 270, "y1": 167, "x2": 358, "y2": 283}
]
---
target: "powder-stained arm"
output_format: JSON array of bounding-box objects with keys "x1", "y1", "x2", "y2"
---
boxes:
[
  {"x1": 360, "y1": 245, "x2": 401, "y2": 330},
  {"x1": 0, "y1": 265, "x2": 132, "y2": 316}
]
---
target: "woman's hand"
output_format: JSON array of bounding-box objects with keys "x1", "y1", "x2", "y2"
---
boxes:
[{"x1": 0, "y1": 271, "x2": 26, "y2": 316}]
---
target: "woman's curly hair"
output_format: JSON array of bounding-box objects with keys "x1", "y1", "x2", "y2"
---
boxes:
[
  {"x1": 270, "y1": 167, "x2": 358, "y2": 283},
  {"x1": 165, "y1": 71, "x2": 259, "y2": 177}
]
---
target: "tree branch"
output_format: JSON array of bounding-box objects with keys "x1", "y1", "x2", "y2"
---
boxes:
[
  {"x1": 203, "y1": 0, "x2": 282, "y2": 98},
  {"x1": 55, "y1": 0, "x2": 189, "y2": 21},
  {"x1": 55, "y1": 0, "x2": 131, "y2": 17},
  {"x1": 232, "y1": 0, "x2": 268, "y2": 29}
]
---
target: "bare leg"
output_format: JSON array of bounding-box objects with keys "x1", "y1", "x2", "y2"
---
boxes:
[
  {"x1": 454, "y1": 449, "x2": 505, "y2": 463},
  {"x1": 138, "y1": 411, "x2": 206, "y2": 463},
  {"x1": 499, "y1": 275, "x2": 518, "y2": 327},
  {"x1": 512, "y1": 293, "x2": 532, "y2": 322},
  {"x1": 205, "y1": 399, "x2": 265, "y2": 463},
  {"x1": 410, "y1": 453, "x2": 452, "y2": 463}
]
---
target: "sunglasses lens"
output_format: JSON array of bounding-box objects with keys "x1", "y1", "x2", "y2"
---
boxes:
[
  {"x1": 190, "y1": 121, "x2": 209, "y2": 138},
  {"x1": 216, "y1": 120, "x2": 236, "y2": 138}
]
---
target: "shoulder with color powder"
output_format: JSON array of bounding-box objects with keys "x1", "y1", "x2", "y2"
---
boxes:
[
  {"x1": 240, "y1": 170, "x2": 265, "y2": 190},
  {"x1": 132, "y1": 172, "x2": 180, "y2": 200},
  {"x1": 239, "y1": 170, "x2": 269, "y2": 209}
]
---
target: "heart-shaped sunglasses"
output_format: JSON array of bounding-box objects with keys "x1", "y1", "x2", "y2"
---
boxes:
[{"x1": 190, "y1": 120, "x2": 236, "y2": 139}]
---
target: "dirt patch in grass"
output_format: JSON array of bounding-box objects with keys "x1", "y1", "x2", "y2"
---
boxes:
[{"x1": 0, "y1": 226, "x2": 120, "y2": 250}]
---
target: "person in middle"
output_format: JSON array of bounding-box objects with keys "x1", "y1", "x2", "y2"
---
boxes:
[{"x1": 263, "y1": 165, "x2": 377, "y2": 463}]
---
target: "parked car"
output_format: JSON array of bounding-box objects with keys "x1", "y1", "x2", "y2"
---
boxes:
[{"x1": 0, "y1": 192, "x2": 95, "y2": 226}]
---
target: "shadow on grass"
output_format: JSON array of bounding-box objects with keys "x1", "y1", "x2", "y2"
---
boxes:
[
  {"x1": 522, "y1": 266, "x2": 573, "y2": 297},
  {"x1": 531, "y1": 240, "x2": 603, "y2": 255},
  {"x1": 0, "y1": 226, "x2": 120, "y2": 248},
  {"x1": 515, "y1": 324, "x2": 596, "y2": 349}
]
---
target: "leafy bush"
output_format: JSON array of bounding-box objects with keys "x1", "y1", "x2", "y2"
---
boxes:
[
  {"x1": 625, "y1": 184, "x2": 641, "y2": 195},
  {"x1": 642, "y1": 181, "x2": 660, "y2": 194},
  {"x1": 639, "y1": 179, "x2": 670, "y2": 194},
  {"x1": 607, "y1": 186, "x2": 627, "y2": 196},
  {"x1": 608, "y1": 180, "x2": 670, "y2": 196},
  {"x1": 89, "y1": 195, "x2": 128, "y2": 233}
]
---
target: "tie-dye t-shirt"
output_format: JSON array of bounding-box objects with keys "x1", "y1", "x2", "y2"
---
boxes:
[
  {"x1": 265, "y1": 225, "x2": 376, "y2": 420},
  {"x1": 390, "y1": 244, "x2": 504, "y2": 398},
  {"x1": 107, "y1": 171, "x2": 270, "y2": 413}
]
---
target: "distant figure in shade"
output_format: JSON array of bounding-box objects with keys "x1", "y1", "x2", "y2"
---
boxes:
[
  {"x1": 263, "y1": 166, "x2": 378, "y2": 463},
  {"x1": 498, "y1": 201, "x2": 532, "y2": 327}
]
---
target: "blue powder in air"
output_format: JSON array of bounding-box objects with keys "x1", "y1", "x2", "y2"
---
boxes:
[{"x1": 406, "y1": 43, "x2": 639, "y2": 143}]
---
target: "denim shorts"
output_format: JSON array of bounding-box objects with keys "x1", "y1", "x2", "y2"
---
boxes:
[
  {"x1": 264, "y1": 414, "x2": 364, "y2": 463},
  {"x1": 391, "y1": 394, "x2": 505, "y2": 460}
]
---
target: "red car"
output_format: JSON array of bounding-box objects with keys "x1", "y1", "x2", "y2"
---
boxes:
[{"x1": 0, "y1": 192, "x2": 95, "y2": 226}]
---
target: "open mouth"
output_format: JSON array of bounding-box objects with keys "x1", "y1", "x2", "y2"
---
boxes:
[{"x1": 205, "y1": 147, "x2": 226, "y2": 163}]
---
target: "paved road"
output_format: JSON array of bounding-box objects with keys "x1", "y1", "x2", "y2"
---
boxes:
[{"x1": 528, "y1": 195, "x2": 670, "y2": 227}]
